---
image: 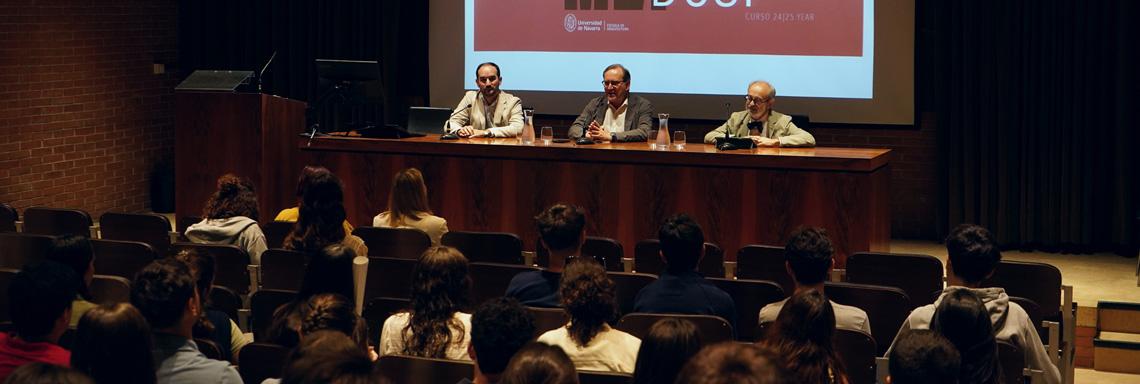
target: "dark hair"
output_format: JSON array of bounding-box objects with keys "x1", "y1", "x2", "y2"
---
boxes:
[
  {"x1": 785, "y1": 226, "x2": 834, "y2": 285},
  {"x1": 47, "y1": 234, "x2": 94, "y2": 300},
  {"x1": 471, "y1": 298, "x2": 536, "y2": 375},
  {"x1": 285, "y1": 167, "x2": 348, "y2": 252},
  {"x1": 130, "y1": 258, "x2": 197, "y2": 329},
  {"x1": 658, "y1": 214, "x2": 704, "y2": 273},
  {"x1": 603, "y1": 63, "x2": 630, "y2": 83},
  {"x1": 300, "y1": 293, "x2": 369, "y2": 352},
  {"x1": 765, "y1": 289, "x2": 847, "y2": 384},
  {"x1": 945, "y1": 224, "x2": 1001, "y2": 284},
  {"x1": 476, "y1": 62, "x2": 501, "y2": 78},
  {"x1": 932, "y1": 289, "x2": 1002, "y2": 384},
  {"x1": 535, "y1": 204, "x2": 586, "y2": 252},
  {"x1": 299, "y1": 244, "x2": 357, "y2": 300},
  {"x1": 3, "y1": 363, "x2": 94, "y2": 384},
  {"x1": 673, "y1": 342, "x2": 784, "y2": 384},
  {"x1": 9, "y1": 260, "x2": 79, "y2": 339},
  {"x1": 71, "y1": 303, "x2": 157, "y2": 384},
  {"x1": 889, "y1": 329, "x2": 962, "y2": 384},
  {"x1": 385, "y1": 168, "x2": 433, "y2": 227},
  {"x1": 281, "y1": 330, "x2": 386, "y2": 384},
  {"x1": 402, "y1": 246, "x2": 471, "y2": 358},
  {"x1": 202, "y1": 174, "x2": 259, "y2": 221},
  {"x1": 559, "y1": 259, "x2": 616, "y2": 347},
  {"x1": 632, "y1": 318, "x2": 703, "y2": 384},
  {"x1": 499, "y1": 342, "x2": 579, "y2": 384}
]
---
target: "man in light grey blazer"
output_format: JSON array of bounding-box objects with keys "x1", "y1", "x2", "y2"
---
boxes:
[
  {"x1": 447, "y1": 62, "x2": 524, "y2": 138},
  {"x1": 703, "y1": 80, "x2": 815, "y2": 147},
  {"x1": 568, "y1": 64, "x2": 654, "y2": 142}
]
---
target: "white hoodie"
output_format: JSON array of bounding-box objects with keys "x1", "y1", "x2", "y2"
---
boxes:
[{"x1": 185, "y1": 216, "x2": 268, "y2": 265}]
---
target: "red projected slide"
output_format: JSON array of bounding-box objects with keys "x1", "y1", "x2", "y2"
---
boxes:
[{"x1": 475, "y1": 0, "x2": 863, "y2": 56}]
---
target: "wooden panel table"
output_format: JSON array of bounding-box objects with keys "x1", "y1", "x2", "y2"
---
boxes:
[{"x1": 302, "y1": 135, "x2": 891, "y2": 267}]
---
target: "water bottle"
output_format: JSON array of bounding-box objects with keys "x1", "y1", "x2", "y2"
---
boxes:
[
  {"x1": 520, "y1": 108, "x2": 536, "y2": 145},
  {"x1": 655, "y1": 113, "x2": 670, "y2": 151}
]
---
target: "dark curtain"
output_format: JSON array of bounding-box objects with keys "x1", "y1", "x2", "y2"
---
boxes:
[
  {"x1": 928, "y1": 0, "x2": 1137, "y2": 254},
  {"x1": 178, "y1": 0, "x2": 429, "y2": 130}
]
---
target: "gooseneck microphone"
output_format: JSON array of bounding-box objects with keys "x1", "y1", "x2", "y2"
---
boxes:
[
  {"x1": 575, "y1": 97, "x2": 606, "y2": 145},
  {"x1": 441, "y1": 94, "x2": 476, "y2": 140}
]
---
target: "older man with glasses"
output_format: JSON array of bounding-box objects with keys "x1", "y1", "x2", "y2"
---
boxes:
[
  {"x1": 703, "y1": 80, "x2": 815, "y2": 147},
  {"x1": 568, "y1": 63, "x2": 654, "y2": 143}
]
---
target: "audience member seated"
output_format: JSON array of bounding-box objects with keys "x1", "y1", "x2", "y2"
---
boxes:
[
  {"x1": 130, "y1": 258, "x2": 242, "y2": 383},
  {"x1": 299, "y1": 293, "x2": 372, "y2": 359},
  {"x1": 498, "y1": 342, "x2": 578, "y2": 384},
  {"x1": 2, "y1": 362, "x2": 93, "y2": 384},
  {"x1": 633, "y1": 214, "x2": 736, "y2": 330},
  {"x1": 537, "y1": 260, "x2": 640, "y2": 373},
  {"x1": 266, "y1": 244, "x2": 358, "y2": 348},
  {"x1": 763, "y1": 289, "x2": 850, "y2": 384},
  {"x1": 887, "y1": 330, "x2": 961, "y2": 384},
  {"x1": 275, "y1": 166, "x2": 354, "y2": 236},
  {"x1": 279, "y1": 330, "x2": 388, "y2": 384},
  {"x1": 889, "y1": 224, "x2": 1061, "y2": 384},
  {"x1": 175, "y1": 248, "x2": 251, "y2": 362},
  {"x1": 506, "y1": 204, "x2": 586, "y2": 308},
  {"x1": 0, "y1": 261, "x2": 78, "y2": 382},
  {"x1": 46, "y1": 235, "x2": 99, "y2": 327},
  {"x1": 372, "y1": 168, "x2": 449, "y2": 245},
  {"x1": 282, "y1": 167, "x2": 368, "y2": 258},
  {"x1": 71, "y1": 303, "x2": 157, "y2": 384},
  {"x1": 673, "y1": 342, "x2": 784, "y2": 384},
  {"x1": 185, "y1": 174, "x2": 268, "y2": 264},
  {"x1": 758, "y1": 226, "x2": 871, "y2": 334},
  {"x1": 380, "y1": 246, "x2": 473, "y2": 360},
  {"x1": 461, "y1": 298, "x2": 536, "y2": 384},
  {"x1": 932, "y1": 289, "x2": 1001, "y2": 384},
  {"x1": 632, "y1": 318, "x2": 703, "y2": 384}
]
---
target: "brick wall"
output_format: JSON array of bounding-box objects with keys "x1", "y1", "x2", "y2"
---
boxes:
[{"x1": 0, "y1": 1, "x2": 179, "y2": 218}]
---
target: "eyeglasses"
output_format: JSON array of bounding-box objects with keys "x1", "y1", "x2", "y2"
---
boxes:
[
  {"x1": 745, "y1": 95, "x2": 771, "y2": 105},
  {"x1": 602, "y1": 80, "x2": 626, "y2": 88}
]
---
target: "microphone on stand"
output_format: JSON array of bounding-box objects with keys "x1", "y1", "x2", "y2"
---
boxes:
[
  {"x1": 256, "y1": 51, "x2": 276, "y2": 93},
  {"x1": 576, "y1": 98, "x2": 606, "y2": 145},
  {"x1": 441, "y1": 93, "x2": 476, "y2": 140}
]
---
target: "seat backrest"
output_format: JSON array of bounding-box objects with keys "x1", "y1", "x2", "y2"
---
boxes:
[
  {"x1": 98, "y1": 212, "x2": 173, "y2": 255},
  {"x1": 376, "y1": 355, "x2": 475, "y2": 384},
  {"x1": 363, "y1": 297, "x2": 410, "y2": 344},
  {"x1": 579, "y1": 370, "x2": 633, "y2": 384},
  {"x1": 260, "y1": 249, "x2": 309, "y2": 291},
  {"x1": 171, "y1": 242, "x2": 251, "y2": 294},
  {"x1": 91, "y1": 239, "x2": 158, "y2": 280},
  {"x1": 442, "y1": 231, "x2": 523, "y2": 264},
  {"x1": 22, "y1": 207, "x2": 92, "y2": 237},
  {"x1": 633, "y1": 239, "x2": 724, "y2": 277},
  {"x1": 982, "y1": 260, "x2": 1062, "y2": 319},
  {"x1": 0, "y1": 204, "x2": 17, "y2": 233},
  {"x1": 538, "y1": 236, "x2": 625, "y2": 272},
  {"x1": 469, "y1": 262, "x2": 540, "y2": 306},
  {"x1": 1009, "y1": 296, "x2": 1047, "y2": 342},
  {"x1": 260, "y1": 221, "x2": 295, "y2": 250},
  {"x1": 616, "y1": 313, "x2": 734, "y2": 344},
  {"x1": 176, "y1": 216, "x2": 203, "y2": 239},
  {"x1": 846, "y1": 251, "x2": 944, "y2": 308},
  {"x1": 607, "y1": 272, "x2": 657, "y2": 317},
  {"x1": 364, "y1": 257, "x2": 417, "y2": 302},
  {"x1": 0, "y1": 232, "x2": 55, "y2": 269},
  {"x1": 527, "y1": 306, "x2": 569, "y2": 337},
  {"x1": 824, "y1": 282, "x2": 915, "y2": 356},
  {"x1": 353, "y1": 226, "x2": 432, "y2": 259},
  {"x1": 834, "y1": 329, "x2": 877, "y2": 384},
  {"x1": 238, "y1": 342, "x2": 291, "y2": 384},
  {"x1": 89, "y1": 275, "x2": 131, "y2": 305},
  {"x1": 997, "y1": 340, "x2": 1028, "y2": 384},
  {"x1": 0, "y1": 268, "x2": 18, "y2": 323},
  {"x1": 706, "y1": 278, "x2": 785, "y2": 342},
  {"x1": 735, "y1": 245, "x2": 793, "y2": 293},
  {"x1": 208, "y1": 285, "x2": 243, "y2": 326},
  {"x1": 195, "y1": 337, "x2": 224, "y2": 361},
  {"x1": 249, "y1": 289, "x2": 298, "y2": 342}
]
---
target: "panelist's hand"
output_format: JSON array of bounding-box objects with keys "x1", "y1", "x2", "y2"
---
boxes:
[
  {"x1": 587, "y1": 121, "x2": 612, "y2": 141},
  {"x1": 456, "y1": 125, "x2": 476, "y2": 137},
  {"x1": 750, "y1": 136, "x2": 781, "y2": 147}
]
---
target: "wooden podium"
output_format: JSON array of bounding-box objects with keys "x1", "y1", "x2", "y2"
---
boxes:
[{"x1": 174, "y1": 92, "x2": 308, "y2": 224}]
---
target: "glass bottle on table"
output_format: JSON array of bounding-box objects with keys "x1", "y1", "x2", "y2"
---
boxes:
[
  {"x1": 520, "y1": 108, "x2": 536, "y2": 145},
  {"x1": 655, "y1": 113, "x2": 670, "y2": 151}
]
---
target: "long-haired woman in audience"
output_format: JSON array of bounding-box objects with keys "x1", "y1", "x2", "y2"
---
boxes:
[
  {"x1": 46, "y1": 234, "x2": 98, "y2": 327},
  {"x1": 185, "y1": 174, "x2": 268, "y2": 264},
  {"x1": 499, "y1": 342, "x2": 579, "y2": 384},
  {"x1": 764, "y1": 288, "x2": 849, "y2": 384},
  {"x1": 379, "y1": 246, "x2": 472, "y2": 360},
  {"x1": 274, "y1": 165, "x2": 355, "y2": 235},
  {"x1": 536, "y1": 259, "x2": 641, "y2": 373},
  {"x1": 70, "y1": 303, "x2": 156, "y2": 384},
  {"x1": 372, "y1": 167, "x2": 448, "y2": 245},
  {"x1": 266, "y1": 243, "x2": 358, "y2": 348},
  {"x1": 932, "y1": 288, "x2": 1003, "y2": 384},
  {"x1": 282, "y1": 167, "x2": 368, "y2": 257},
  {"x1": 632, "y1": 318, "x2": 703, "y2": 384},
  {"x1": 173, "y1": 248, "x2": 249, "y2": 362}
]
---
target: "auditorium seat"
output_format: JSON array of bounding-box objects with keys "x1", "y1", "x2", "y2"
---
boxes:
[
  {"x1": 363, "y1": 297, "x2": 410, "y2": 344},
  {"x1": 250, "y1": 289, "x2": 297, "y2": 342},
  {"x1": 0, "y1": 232, "x2": 55, "y2": 269},
  {"x1": 442, "y1": 231, "x2": 523, "y2": 264},
  {"x1": 579, "y1": 370, "x2": 633, "y2": 384},
  {"x1": 98, "y1": 212, "x2": 174, "y2": 255},
  {"x1": 537, "y1": 236, "x2": 625, "y2": 272},
  {"x1": 239, "y1": 342, "x2": 290, "y2": 384},
  {"x1": 527, "y1": 306, "x2": 569, "y2": 337},
  {"x1": 364, "y1": 257, "x2": 417, "y2": 301},
  {"x1": 22, "y1": 207, "x2": 94, "y2": 237},
  {"x1": 175, "y1": 215, "x2": 202, "y2": 241},
  {"x1": 632, "y1": 239, "x2": 725, "y2": 277},
  {"x1": 0, "y1": 204, "x2": 17, "y2": 233},
  {"x1": 91, "y1": 238, "x2": 158, "y2": 280},
  {"x1": 997, "y1": 340, "x2": 1045, "y2": 383},
  {"x1": 706, "y1": 277, "x2": 785, "y2": 342},
  {"x1": 846, "y1": 251, "x2": 944, "y2": 307},
  {"x1": 376, "y1": 355, "x2": 474, "y2": 384},
  {"x1": 260, "y1": 221, "x2": 295, "y2": 250},
  {"x1": 171, "y1": 242, "x2": 253, "y2": 295},
  {"x1": 834, "y1": 329, "x2": 877, "y2": 384},
  {"x1": 353, "y1": 226, "x2": 432, "y2": 259},
  {"x1": 607, "y1": 272, "x2": 657, "y2": 317},
  {"x1": 469, "y1": 262, "x2": 540, "y2": 306},
  {"x1": 734, "y1": 245, "x2": 794, "y2": 293},
  {"x1": 982, "y1": 260, "x2": 1063, "y2": 322},
  {"x1": 208, "y1": 285, "x2": 243, "y2": 329},
  {"x1": 825, "y1": 282, "x2": 914, "y2": 356},
  {"x1": 616, "y1": 313, "x2": 734, "y2": 344},
  {"x1": 89, "y1": 275, "x2": 131, "y2": 305},
  {"x1": 195, "y1": 337, "x2": 224, "y2": 361},
  {"x1": 0, "y1": 268, "x2": 17, "y2": 323},
  {"x1": 260, "y1": 248, "x2": 308, "y2": 291}
]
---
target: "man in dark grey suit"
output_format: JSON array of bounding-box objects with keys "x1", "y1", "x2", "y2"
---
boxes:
[{"x1": 568, "y1": 64, "x2": 654, "y2": 142}]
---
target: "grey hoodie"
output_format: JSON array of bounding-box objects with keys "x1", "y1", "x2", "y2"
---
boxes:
[
  {"x1": 889, "y1": 286, "x2": 1061, "y2": 384},
  {"x1": 185, "y1": 216, "x2": 268, "y2": 265}
]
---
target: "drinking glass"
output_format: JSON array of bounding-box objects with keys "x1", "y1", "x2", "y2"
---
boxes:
[
  {"x1": 540, "y1": 126, "x2": 553, "y2": 145},
  {"x1": 648, "y1": 130, "x2": 659, "y2": 150},
  {"x1": 673, "y1": 130, "x2": 686, "y2": 150}
]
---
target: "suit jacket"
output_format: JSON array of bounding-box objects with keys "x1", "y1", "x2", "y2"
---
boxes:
[
  {"x1": 568, "y1": 94, "x2": 654, "y2": 142},
  {"x1": 702, "y1": 110, "x2": 815, "y2": 147},
  {"x1": 446, "y1": 90, "x2": 524, "y2": 137}
]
